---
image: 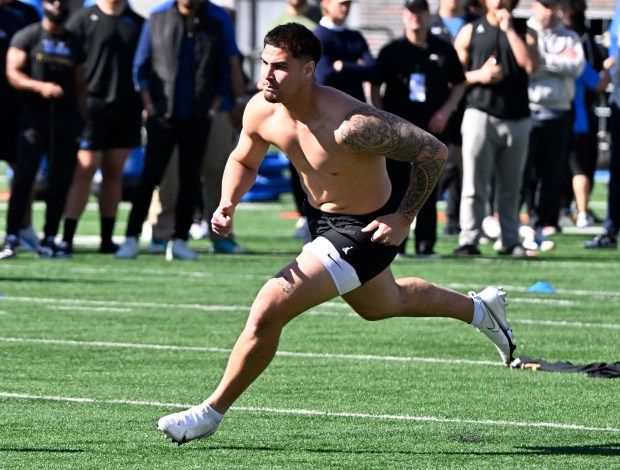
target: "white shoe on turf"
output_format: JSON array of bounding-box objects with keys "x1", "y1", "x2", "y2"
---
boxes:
[
  {"x1": 157, "y1": 403, "x2": 222, "y2": 445},
  {"x1": 469, "y1": 286, "x2": 516, "y2": 365},
  {"x1": 115, "y1": 237, "x2": 139, "y2": 259},
  {"x1": 166, "y1": 238, "x2": 198, "y2": 261}
]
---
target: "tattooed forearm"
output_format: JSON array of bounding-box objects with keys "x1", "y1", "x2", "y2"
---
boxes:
[
  {"x1": 340, "y1": 105, "x2": 448, "y2": 221},
  {"x1": 398, "y1": 155, "x2": 447, "y2": 221}
]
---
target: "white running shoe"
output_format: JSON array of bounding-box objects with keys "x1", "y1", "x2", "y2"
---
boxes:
[
  {"x1": 469, "y1": 286, "x2": 516, "y2": 365},
  {"x1": 157, "y1": 403, "x2": 222, "y2": 445},
  {"x1": 115, "y1": 237, "x2": 140, "y2": 259},
  {"x1": 166, "y1": 239, "x2": 198, "y2": 261},
  {"x1": 18, "y1": 225, "x2": 40, "y2": 252}
]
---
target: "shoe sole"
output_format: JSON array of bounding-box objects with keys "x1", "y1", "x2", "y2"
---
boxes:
[{"x1": 157, "y1": 424, "x2": 218, "y2": 446}]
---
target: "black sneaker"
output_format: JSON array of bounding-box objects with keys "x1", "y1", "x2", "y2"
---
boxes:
[
  {"x1": 584, "y1": 231, "x2": 618, "y2": 249},
  {"x1": 54, "y1": 241, "x2": 73, "y2": 259},
  {"x1": 37, "y1": 236, "x2": 57, "y2": 258},
  {"x1": 453, "y1": 244, "x2": 481, "y2": 256},
  {"x1": 99, "y1": 241, "x2": 119, "y2": 254},
  {"x1": 0, "y1": 235, "x2": 20, "y2": 260}
]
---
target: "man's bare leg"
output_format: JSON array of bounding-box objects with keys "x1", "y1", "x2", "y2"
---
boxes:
[
  {"x1": 157, "y1": 250, "x2": 339, "y2": 444},
  {"x1": 343, "y1": 269, "x2": 515, "y2": 364},
  {"x1": 98, "y1": 149, "x2": 130, "y2": 252},
  {"x1": 342, "y1": 268, "x2": 473, "y2": 322},
  {"x1": 99, "y1": 148, "x2": 130, "y2": 219},
  {"x1": 158, "y1": 258, "x2": 514, "y2": 444}
]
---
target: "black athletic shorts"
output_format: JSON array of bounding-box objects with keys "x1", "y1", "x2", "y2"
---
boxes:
[
  {"x1": 304, "y1": 191, "x2": 400, "y2": 294},
  {"x1": 79, "y1": 97, "x2": 142, "y2": 151}
]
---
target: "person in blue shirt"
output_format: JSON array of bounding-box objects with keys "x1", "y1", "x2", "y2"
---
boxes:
[
  {"x1": 313, "y1": 0, "x2": 378, "y2": 103},
  {"x1": 115, "y1": 0, "x2": 230, "y2": 260},
  {"x1": 585, "y1": 2, "x2": 620, "y2": 249},
  {"x1": 147, "y1": 0, "x2": 249, "y2": 255},
  {"x1": 560, "y1": 0, "x2": 609, "y2": 229}
]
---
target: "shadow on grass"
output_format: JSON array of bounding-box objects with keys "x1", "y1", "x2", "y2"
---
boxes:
[
  {"x1": 193, "y1": 442, "x2": 620, "y2": 457},
  {"x1": 0, "y1": 277, "x2": 119, "y2": 284},
  {"x1": 0, "y1": 448, "x2": 84, "y2": 453},
  {"x1": 517, "y1": 443, "x2": 620, "y2": 456}
]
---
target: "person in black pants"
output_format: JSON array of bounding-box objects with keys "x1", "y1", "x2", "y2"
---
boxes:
[
  {"x1": 115, "y1": 0, "x2": 230, "y2": 260},
  {"x1": 371, "y1": 0, "x2": 466, "y2": 258},
  {"x1": 0, "y1": 0, "x2": 86, "y2": 259}
]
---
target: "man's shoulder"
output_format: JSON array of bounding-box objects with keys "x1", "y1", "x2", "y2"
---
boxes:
[{"x1": 11, "y1": 21, "x2": 40, "y2": 46}]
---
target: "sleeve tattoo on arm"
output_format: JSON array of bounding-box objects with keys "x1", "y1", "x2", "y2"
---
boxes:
[{"x1": 340, "y1": 106, "x2": 447, "y2": 221}]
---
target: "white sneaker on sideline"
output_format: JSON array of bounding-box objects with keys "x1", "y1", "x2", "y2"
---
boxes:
[
  {"x1": 157, "y1": 403, "x2": 222, "y2": 445},
  {"x1": 469, "y1": 286, "x2": 516, "y2": 365},
  {"x1": 576, "y1": 211, "x2": 593, "y2": 228},
  {"x1": 115, "y1": 237, "x2": 139, "y2": 259},
  {"x1": 18, "y1": 225, "x2": 40, "y2": 252},
  {"x1": 166, "y1": 239, "x2": 198, "y2": 261}
]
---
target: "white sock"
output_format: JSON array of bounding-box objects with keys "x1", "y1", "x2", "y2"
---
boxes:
[
  {"x1": 470, "y1": 296, "x2": 485, "y2": 327},
  {"x1": 202, "y1": 402, "x2": 224, "y2": 422}
]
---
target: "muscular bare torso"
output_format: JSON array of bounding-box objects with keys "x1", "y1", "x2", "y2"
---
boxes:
[{"x1": 251, "y1": 87, "x2": 392, "y2": 215}]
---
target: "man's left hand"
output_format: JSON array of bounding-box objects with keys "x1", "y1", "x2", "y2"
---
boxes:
[{"x1": 361, "y1": 213, "x2": 412, "y2": 246}]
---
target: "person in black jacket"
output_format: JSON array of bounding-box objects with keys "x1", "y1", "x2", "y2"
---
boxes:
[
  {"x1": 1, "y1": 0, "x2": 86, "y2": 259},
  {"x1": 115, "y1": 0, "x2": 230, "y2": 261}
]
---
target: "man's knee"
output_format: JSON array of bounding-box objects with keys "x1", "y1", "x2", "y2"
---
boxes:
[{"x1": 245, "y1": 297, "x2": 286, "y2": 336}]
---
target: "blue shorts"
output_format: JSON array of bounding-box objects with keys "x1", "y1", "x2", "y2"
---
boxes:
[{"x1": 304, "y1": 193, "x2": 400, "y2": 295}]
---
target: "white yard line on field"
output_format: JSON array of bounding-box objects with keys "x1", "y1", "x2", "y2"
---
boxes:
[
  {"x1": 0, "y1": 337, "x2": 502, "y2": 367},
  {"x1": 2, "y1": 295, "x2": 620, "y2": 330},
  {"x1": 0, "y1": 391, "x2": 618, "y2": 434}
]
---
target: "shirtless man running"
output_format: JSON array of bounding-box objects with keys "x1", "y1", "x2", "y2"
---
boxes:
[{"x1": 157, "y1": 23, "x2": 516, "y2": 445}]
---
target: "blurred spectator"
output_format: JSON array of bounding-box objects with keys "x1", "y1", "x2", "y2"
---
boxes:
[
  {"x1": 271, "y1": 0, "x2": 321, "y2": 30},
  {"x1": 453, "y1": 0, "x2": 538, "y2": 256},
  {"x1": 585, "y1": 18, "x2": 620, "y2": 249},
  {"x1": 60, "y1": 0, "x2": 144, "y2": 255},
  {"x1": 372, "y1": 0, "x2": 465, "y2": 258},
  {"x1": 0, "y1": 0, "x2": 86, "y2": 259},
  {"x1": 1, "y1": 1, "x2": 41, "y2": 251},
  {"x1": 560, "y1": 0, "x2": 609, "y2": 228},
  {"x1": 314, "y1": 0, "x2": 378, "y2": 103},
  {"x1": 115, "y1": 0, "x2": 229, "y2": 260},
  {"x1": 147, "y1": 0, "x2": 250, "y2": 255},
  {"x1": 521, "y1": 0, "x2": 584, "y2": 250},
  {"x1": 429, "y1": 0, "x2": 481, "y2": 236}
]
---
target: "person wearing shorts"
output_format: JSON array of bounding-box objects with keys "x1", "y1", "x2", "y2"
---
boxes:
[
  {"x1": 155, "y1": 23, "x2": 518, "y2": 445},
  {"x1": 61, "y1": 0, "x2": 143, "y2": 254}
]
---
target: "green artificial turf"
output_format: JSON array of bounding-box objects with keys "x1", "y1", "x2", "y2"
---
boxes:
[{"x1": 0, "y1": 177, "x2": 619, "y2": 469}]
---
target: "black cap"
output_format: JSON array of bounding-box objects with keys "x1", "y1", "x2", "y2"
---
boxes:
[{"x1": 405, "y1": 0, "x2": 429, "y2": 10}]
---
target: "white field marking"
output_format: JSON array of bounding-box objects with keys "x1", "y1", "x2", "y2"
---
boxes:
[
  {"x1": 47, "y1": 306, "x2": 132, "y2": 313},
  {"x1": 515, "y1": 319, "x2": 620, "y2": 330},
  {"x1": 3, "y1": 296, "x2": 247, "y2": 312},
  {"x1": 3, "y1": 295, "x2": 620, "y2": 331},
  {"x1": 0, "y1": 392, "x2": 618, "y2": 434},
  {"x1": 305, "y1": 310, "x2": 620, "y2": 330},
  {"x1": 446, "y1": 283, "x2": 620, "y2": 299},
  {"x1": 0, "y1": 337, "x2": 502, "y2": 367}
]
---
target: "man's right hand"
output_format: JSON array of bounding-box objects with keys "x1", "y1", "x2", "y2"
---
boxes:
[
  {"x1": 39, "y1": 82, "x2": 64, "y2": 99},
  {"x1": 211, "y1": 201, "x2": 235, "y2": 237}
]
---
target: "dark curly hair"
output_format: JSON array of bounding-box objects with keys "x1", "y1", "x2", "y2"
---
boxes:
[{"x1": 264, "y1": 22, "x2": 322, "y2": 64}]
